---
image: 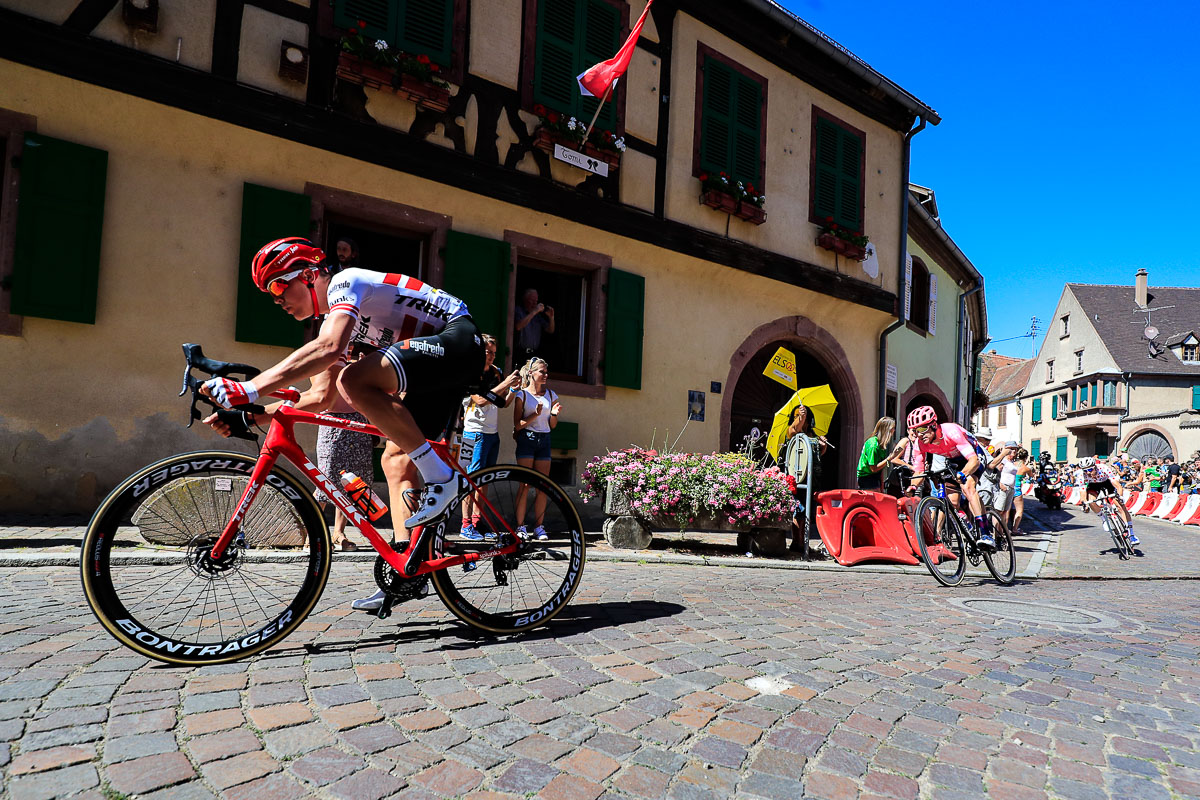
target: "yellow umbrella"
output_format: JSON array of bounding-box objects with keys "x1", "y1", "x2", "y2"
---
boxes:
[{"x1": 767, "y1": 384, "x2": 839, "y2": 460}]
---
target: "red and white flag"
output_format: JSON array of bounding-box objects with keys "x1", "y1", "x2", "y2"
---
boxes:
[{"x1": 577, "y1": 0, "x2": 654, "y2": 98}]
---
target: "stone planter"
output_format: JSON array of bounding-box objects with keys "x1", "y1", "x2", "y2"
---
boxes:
[
  {"x1": 531, "y1": 128, "x2": 621, "y2": 169},
  {"x1": 816, "y1": 232, "x2": 866, "y2": 261},
  {"x1": 335, "y1": 53, "x2": 451, "y2": 112},
  {"x1": 602, "y1": 477, "x2": 788, "y2": 555}
]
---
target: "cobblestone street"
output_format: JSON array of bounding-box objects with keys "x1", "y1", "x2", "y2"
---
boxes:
[{"x1": 2, "y1": 500, "x2": 1200, "y2": 799}]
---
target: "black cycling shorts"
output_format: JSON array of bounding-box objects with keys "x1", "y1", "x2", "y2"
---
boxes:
[
  {"x1": 1086, "y1": 481, "x2": 1113, "y2": 496},
  {"x1": 382, "y1": 315, "x2": 485, "y2": 439}
]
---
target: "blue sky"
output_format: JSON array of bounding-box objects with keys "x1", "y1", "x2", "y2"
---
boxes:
[{"x1": 779, "y1": 0, "x2": 1200, "y2": 358}]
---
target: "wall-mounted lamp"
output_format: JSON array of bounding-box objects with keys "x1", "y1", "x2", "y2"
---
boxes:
[
  {"x1": 279, "y1": 41, "x2": 309, "y2": 83},
  {"x1": 122, "y1": 0, "x2": 159, "y2": 33}
]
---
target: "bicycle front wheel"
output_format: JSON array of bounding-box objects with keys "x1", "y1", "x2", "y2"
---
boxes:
[
  {"x1": 81, "y1": 451, "x2": 331, "y2": 665},
  {"x1": 983, "y1": 510, "x2": 1016, "y2": 585},
  {"x1": 915, "y1": 497, "x2": 965, "y2": 586},
  {"x1": 1108, "y1": 512, "x2": 1132, "y2": 559},
  {"x1": 431, "y1": 465, "x2": 585, "y2": 634}
]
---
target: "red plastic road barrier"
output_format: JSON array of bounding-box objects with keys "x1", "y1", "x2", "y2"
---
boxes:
[
  {"x1": 1181, "y1": 501, "x2": 1200, "y2": 526},
  {"x1": 1153, "y1": 493, "x2": 1185, "y2": 519},
  {"x1": 1124, "y1": 491, "x2": 1141, "y2": 511},
  {"x1": 1135, "y1": 492, "x2": 1163, "y2": 516},
  {"x1": 1172, "y1": 494, "x2": 1200, "y2": 524},
  {"x1": 815, "y1": 490, "x2": 920, "y2": 567}
]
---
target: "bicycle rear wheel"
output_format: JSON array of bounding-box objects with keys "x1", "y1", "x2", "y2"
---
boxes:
[
  {"x1": 430, "y1": 465, "x2": 585, "y2": 634},
  {"x1": 915, "y1": 497, "x2": 965, "y2": 586},
  {"x1": 983, "y1": 510, "x2": 1016, "y2": 584},
  {"x1": 81, "y1": 451, "x2": 330, "y2": 665}
]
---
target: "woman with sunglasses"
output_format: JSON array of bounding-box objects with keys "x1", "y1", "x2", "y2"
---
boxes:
[{"x1": 903, "y1": 405, "x2": 996, "y2": 549}]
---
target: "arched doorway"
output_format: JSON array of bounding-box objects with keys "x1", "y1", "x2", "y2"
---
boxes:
[
  {"x1": 721, "y1": 316, "x2": 864, "y2": 489},
  {"x1": 728, "y1": 341, "x2": 843, "y2": 485},
  {"x1": 904, "y1": 393, "x2": 950, "y2": 431},
  {"x1": 1125, "y1": 428, "x2": 1174, "y2": 462},
  {"x1": 899, "y1": 378, "x2": 952, "y2": 435}
]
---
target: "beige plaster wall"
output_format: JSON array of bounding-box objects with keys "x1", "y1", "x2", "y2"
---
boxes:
[
  {"x1": 0, "y1": 62, "x2": 890, "y2": 512},
  {"x1": 664, "y1": 14, "x2": 904, "y2": 297},
  {"x1": 469, "y1": 0, "x2": 523, "y2": 90},
  {"x1": 1, "y1": 0, "x2": 72, "y2": 25},
  {"x1": 91, "y1": 0, "x2": 218, "y2": 73},
  {"x1": 237, "y1": 6, "x2": 309, "y2": 102}
]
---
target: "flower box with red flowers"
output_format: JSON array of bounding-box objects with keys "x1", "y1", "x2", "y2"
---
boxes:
[
  {"x1": 530, "y1": 105, "x2": 625, "y2": 169},
  {"x1": 698, "y1": 173, "x2": 766, "y2": 224},
  {"x1": 815, "y1": 218, "x2": 869, "y2": 260},
  {"x1": 335, "y1": 22, "x2": 451, "y2": 112}
]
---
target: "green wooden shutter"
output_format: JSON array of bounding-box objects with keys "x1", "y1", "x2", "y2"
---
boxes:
[
  {"x1": 1030, "y1": 439, "x2": 1040, "y2": 460},
  {"x1": 442, "y1": 231, "x2": 512, "y2": 361},
  {"x1": 1056, "y1": 436, "x2": 1067, "y2": 462},
  {"x1": 1051, "y1": 395, "x2": 1058, "y2": 419},
  {"x1": 699, "y1": 58, "x2": 734, "y2": 176},
  {"x1": 579, "y1": 0, "x2": 620, "y2": 132},
  {"x1": 814, "y1": 118, "x2": 862, "y2": 230},
  {"x1": 10, "y1": 134, "x2": 108, "y2": 324},
  {"x1": 1095, "y1": 432, "x2": 1109, "y2": 457},
  {"x1": 551, "y1": 420, "x2": 579, "y2": 450},
  {"x1": 1071, "y1": 386, "x2": 1077, "y2": 410},
  {"x1": 604, "y1": 267, "x2": 644, "y2": 389},
  {"x1": 334, "y1": 0, "x2": 396, "y2": 42},
  {"x1": 534, "y1": 0, "x2": 581, "y2": 113},
  {"x1": 1032, "y1": 398, "x2": 1041, "y2": 423},
  {"x1": 235, "y1": 183, "x2": 311, "y2": 348},
  {"x1": 1193, "y1": 385, "x2": 1200, "y2": 411},
  {"x1": 732, "y1": 74, "x2": 762, "y2": 183},
  {"x1": 398, "y1": 0, "x2": 454, "y2": 66},
  {"x1": 1091, "y1": 382, "x2": 1097, "y2": 407}
]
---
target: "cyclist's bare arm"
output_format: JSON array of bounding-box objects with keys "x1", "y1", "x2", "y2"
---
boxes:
[
  {"x1": 202, "y1": 362, "x2": 343, "y2": 438},
  {"x1": 244, "y1": 315, "x2": 356, "y2": 399}
]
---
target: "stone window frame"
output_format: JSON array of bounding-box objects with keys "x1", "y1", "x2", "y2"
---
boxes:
[{"x1": 0, "y1": 107, "x2": 37, "y2": 337}]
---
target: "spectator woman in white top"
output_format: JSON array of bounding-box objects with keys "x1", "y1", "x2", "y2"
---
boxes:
[
  {"x1": 459, "y1": 335, "x2": 520, "y2": 540},
  {"x1": 513, "y1": 357, "x2": 562, "y2": 540}
]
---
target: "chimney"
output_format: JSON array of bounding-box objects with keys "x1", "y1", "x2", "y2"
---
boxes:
[{"x1": 1135, "y1": 268, "x2": 1148, "y2": 307}]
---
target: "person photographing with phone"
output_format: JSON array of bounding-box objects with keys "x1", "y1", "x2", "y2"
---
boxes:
[{"x1": 514, "y1": 287, "x2": 555, "y2": 362}]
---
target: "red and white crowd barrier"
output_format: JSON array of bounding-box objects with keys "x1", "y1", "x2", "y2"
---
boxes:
[
  {"x1": 1152, "y1": 493, "x2": 1184, "y2": 520},
  {"x1": 1174, "y1": 494, "x2": 1200, "y2": 526}
]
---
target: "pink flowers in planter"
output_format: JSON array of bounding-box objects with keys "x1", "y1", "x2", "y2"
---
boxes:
[{"x1": 581, "y1": 447, "x2": 793, "y2": 528}]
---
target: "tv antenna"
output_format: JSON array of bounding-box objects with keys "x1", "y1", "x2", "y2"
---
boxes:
[{"x1": 1132, "y1": 304, "x2": 1174, "y2": 358}]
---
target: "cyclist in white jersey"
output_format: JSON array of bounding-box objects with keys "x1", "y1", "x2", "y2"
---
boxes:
[
  {"x1": 201, "y1": 238, "x2": 484, "y2": 535},
  {"x1": 1079, "y1": 457, "x2": 1137, "y2": 545}
]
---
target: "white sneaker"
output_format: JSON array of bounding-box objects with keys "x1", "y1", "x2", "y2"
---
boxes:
[
  {"x1": 516, "y1": 525, "x2": 528, "y2": 539},
  {"x1": 404, "y1": 475, "x2": 465, "y2": 529},
  {"x1": 534, "y1": 525, "x2": 549, "y2": 541},
  {"x1": 352, "y1": 589, "x2": 387, "y2": 611}
]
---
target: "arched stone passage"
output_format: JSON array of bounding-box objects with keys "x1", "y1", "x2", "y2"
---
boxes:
[
  {"x1": 1123, "y1": 424, "x2": 1177, "y2": 462},
  {"x1": 721, "y1": 316, "x2": 865, "y2": 489},
  {"x1": 900, "y1": 378, "x2": 952, "y2": 432}
]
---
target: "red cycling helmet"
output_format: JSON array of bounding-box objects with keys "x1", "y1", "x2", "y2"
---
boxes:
[
  {"x1": 906, "y1": 405, "x2": 938, "y2": 430},
  {"x1": 250, "y1": 237, "x2": 325, "y2": 293}
]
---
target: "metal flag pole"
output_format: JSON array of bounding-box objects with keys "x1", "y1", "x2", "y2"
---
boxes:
[{"x1": 582, "y1": 79, "x2": 617, "y2": 143}]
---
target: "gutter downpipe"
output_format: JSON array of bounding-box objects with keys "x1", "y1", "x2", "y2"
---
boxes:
[
  {"x1": 1117, "y1": 371, "x2": 1132, "y2": 448},
  {"x1": 953, "y1": 284, "x2": 984, "y2": 424},
  {"x1": 878, "y1": 115, "x2": 928, "y2": 420}
]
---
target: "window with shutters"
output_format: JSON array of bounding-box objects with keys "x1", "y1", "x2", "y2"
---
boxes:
[
  {"x1": 1031, "y1": 398, "x2": 1042, "y2": 424},
  {"x1": 0, "y1": 108, "x2": 37, "y2": 336},
  {"x1": 908, "y1": 257, "x2": 930, "y2": 334},
  {"x1": 1030, "y1": 439, "x2": 1041, "y2": 460},
  {"x1": 1103, "y1": 381, "x2": 1117, "y2": 407},
  {"x1": 1058, "y1": 392, "x2": 1068, "y2": 419},
  {"x1": 1047, "y1": 360, "x2": 1054, "y2": 383},
  {"x1": 692, "y1": 44, "x2": 768, "y2": 190},
  {"x1": 332, "y1": 0, "x2": 465, "y2": 82},
  {"x1": 1056, "y1": 436, "x2": 1068, "y2": 462},
  {"x1": 810, "y1": 107, "x2": 865, "y2": 232},
  {"x1": 523, "y1": 0, "x2": 627, "y2": 136},
  {"x1": 1074, "y1": 349, "x2": 1083, "y2": 373}
]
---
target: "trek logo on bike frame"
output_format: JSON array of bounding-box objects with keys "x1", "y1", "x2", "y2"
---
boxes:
[
  {"x1": 302, "y1": 459, "x2": 369, "y2": 529},
  {"x1": 114, "y1": 609, "x2": 293, "y2": 656}
]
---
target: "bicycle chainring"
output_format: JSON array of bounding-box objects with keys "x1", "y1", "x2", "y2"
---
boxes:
[{"x1": 373, "y1": 542, "x2": 429, "y2": 601}]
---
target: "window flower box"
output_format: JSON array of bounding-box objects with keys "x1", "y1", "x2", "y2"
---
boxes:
[
  {"x1": 532, "y1": 127, "x2": 621, "y2": 170},
  {"x1": 736, "y1": 201, "x2": 766, "y2": 225},
  {"x1": 700, "y1": 189, "x2": 738, "y2": 214},
  {"x1": 698, "y1": 173, "x2": 766, "y2": 225},
  {"x1": 816, "y1": 231, "x2": 866, "y2": 261},
  {"x1": 335, "y1": 52, "x2": 451, "y2": 113}
]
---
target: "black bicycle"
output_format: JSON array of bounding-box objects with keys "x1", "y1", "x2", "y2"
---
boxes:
[{"x1": 910, "y1": 469, "x2": 1016, "y2": 586}]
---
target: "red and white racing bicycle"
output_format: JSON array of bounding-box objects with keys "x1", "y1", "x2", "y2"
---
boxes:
[{"x1": 81, "y1": 345, "x2": 585, "y2": 665}]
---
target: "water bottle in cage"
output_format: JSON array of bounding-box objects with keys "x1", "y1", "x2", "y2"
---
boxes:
[{"x1": 340, "y1": 471, "x2": 388, "y2": 521}]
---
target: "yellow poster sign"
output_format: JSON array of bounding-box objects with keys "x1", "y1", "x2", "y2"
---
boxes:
[{"x1": 762, "y1": 346, "x2": 798, "y2": 390}]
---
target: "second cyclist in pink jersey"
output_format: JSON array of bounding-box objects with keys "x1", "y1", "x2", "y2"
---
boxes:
[
  {"x1": 905, "y1": 405, "x2": 996, "y2": 549},
  {"x1": 201, "y1": 237, "x2": 484, "y2": 531}
]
